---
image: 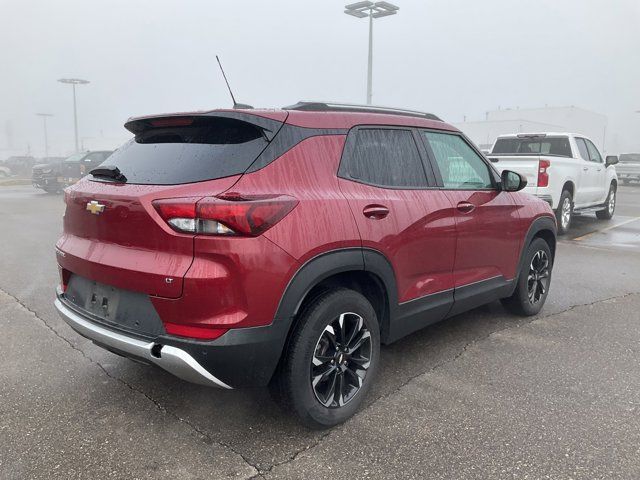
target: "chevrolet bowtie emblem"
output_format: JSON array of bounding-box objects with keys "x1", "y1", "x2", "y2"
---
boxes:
[{"x1": 86, "y1": 200, "x2": 105, "y2": 215}]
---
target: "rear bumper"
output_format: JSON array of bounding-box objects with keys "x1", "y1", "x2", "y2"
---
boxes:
[
  {"x1": 522, "y1": 185, "x2": 555, "y2": 208},
  {"x1": 55, "y1": 297, "x2": 232, "y2": 388},
  {"x1": 55, "y1": 294, "x2": 290, "y2": 388}
]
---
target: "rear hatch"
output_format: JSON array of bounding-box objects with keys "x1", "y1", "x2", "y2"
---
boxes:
[{"x1": 57, "y1": 111, "x2": 286, "y2": 299}]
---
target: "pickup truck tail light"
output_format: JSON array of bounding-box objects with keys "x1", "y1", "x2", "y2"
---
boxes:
[
  {"x1": 538, "y1": 159, "x2": 550, "y2": 187},
  {"x1": 152, "y1": 194, "x2": 298, "y2": 237}
]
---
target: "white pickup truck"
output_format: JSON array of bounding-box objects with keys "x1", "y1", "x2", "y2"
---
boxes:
[{"x1": 488, "y1": 133, "x2": 619, "y2": 234}]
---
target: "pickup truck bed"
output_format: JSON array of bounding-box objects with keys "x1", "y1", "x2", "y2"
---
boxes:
[
  {"x1": 488, "y1": 133, "x2": 618, "y2": 234},
  {"x1": 488, "y1": 154, "x2": 551, "y2": 205}
]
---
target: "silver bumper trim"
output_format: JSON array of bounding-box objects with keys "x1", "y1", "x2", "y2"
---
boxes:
[{"x1": 54, "y1": 298, "x2": 232, "y2": 389}]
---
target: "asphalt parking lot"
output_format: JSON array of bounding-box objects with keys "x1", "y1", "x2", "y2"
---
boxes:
[{"x1": 1, "y1": 185, "x2": 640, "y2": 479}]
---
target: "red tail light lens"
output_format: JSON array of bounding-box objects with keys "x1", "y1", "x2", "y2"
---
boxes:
[
  {"x1": 163, "y1": 322, "x2": 228, "y2": 340},
  {"x1": 149, "y1": 117, "x2": 194, "y2": 127},
  {"x1": 152, "y1": 194, "x2": 298, "y2": 237},
  {"x1": 538, "y1": 159, "x2": 550, "y2": 187}
]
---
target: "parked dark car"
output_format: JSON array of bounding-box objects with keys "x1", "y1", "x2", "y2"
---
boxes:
[
  {"x1": 32, "y1": 151, "x2": 112, "y2": 193},
  {"x1": 3, "y1": 155, "x2": 36, "y2": 176},
  {"x1": 54, "y1": 102, "x2": 556, "y2": 428}
]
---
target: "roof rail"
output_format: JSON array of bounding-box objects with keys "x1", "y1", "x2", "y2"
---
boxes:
[{"x1": 283, "y1": 101, "x2": 442, "y2": 121}]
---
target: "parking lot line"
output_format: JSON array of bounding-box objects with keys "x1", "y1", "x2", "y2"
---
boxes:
[{"x1": 573, "y1": 216, "x2": 640, "y2": 241}]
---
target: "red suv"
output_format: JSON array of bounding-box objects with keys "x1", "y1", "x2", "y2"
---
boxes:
[{"x1": 55, "y1": 102, "x2": 556, "y2": 428}]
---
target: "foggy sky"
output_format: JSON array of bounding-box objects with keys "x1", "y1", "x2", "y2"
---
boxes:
[{"x1": 1, "y1": 0, "x2": 639, "y2": 156}]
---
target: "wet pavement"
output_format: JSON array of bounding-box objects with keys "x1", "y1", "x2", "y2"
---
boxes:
[{"x1": 1, "y1": 184, "x2": 639, "y2": 479}]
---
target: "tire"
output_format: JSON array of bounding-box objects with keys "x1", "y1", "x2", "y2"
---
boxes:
[
  {"x1": 272, "y1": 288, "x2": 380, "y2": 429},
  {"x1": 554, "y1": 190, "x2": 573, "y2": 235},
  {"x1": 596, "y1": 183, "x2": 616, "y2": 220},
  {"x1": 501, "y1": 237, "x2": 553, "y2": 316}
]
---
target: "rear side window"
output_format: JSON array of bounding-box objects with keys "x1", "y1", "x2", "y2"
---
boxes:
[
  {"x1": 575, "y1": 138, "x2": 589, "y2": 160},
  {"x1": 422, "y1": 131, "x2": 494, "y2": 190},
  {"x1": 339, "y1": 129, "x2": 428, "y2": 188},
  {"x1": 492, "y1": 136, "x2": 572, "y2": 157},
  {"x1": 99, "y1": 117, "x2": 269, "y2": 185},
  {"x1": 585, "y1": 139, "x2": 603, "y2": 163}
]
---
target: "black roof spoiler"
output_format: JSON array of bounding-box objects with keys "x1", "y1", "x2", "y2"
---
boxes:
[{"x1": 124, "y1": 111, "x2": 285, "y2": 141}]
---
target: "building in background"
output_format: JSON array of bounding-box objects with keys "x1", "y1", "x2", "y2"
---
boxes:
[{"x1": 455, "y1": 106, "x2": 609, "y2": 153}]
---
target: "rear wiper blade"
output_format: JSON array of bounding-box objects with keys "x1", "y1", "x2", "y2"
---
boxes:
[{"x1": 90, "y1": 165, "x2": 127, "y2": 182}]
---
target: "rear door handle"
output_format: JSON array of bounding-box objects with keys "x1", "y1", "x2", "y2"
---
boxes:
[
  {"x1": 456, "y1": 201, "x2": 476, "y2": 214},
  {"x1": 363, "y1": 204, "x2": 389, "y2": 219},
  {"x1": 583, "y1": 166, "x2": 589, "y2": 171}
]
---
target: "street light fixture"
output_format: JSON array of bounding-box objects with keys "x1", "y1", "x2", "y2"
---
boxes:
[
  {"x1": 57, "y1": 78, "x2": 90, "y2": 152},
  {"x1": 344, "y1": 1, "x2": 399, "y2": 105},
  {"x1": 36, "y1": 113, "x2": 54, "y2": 158}
]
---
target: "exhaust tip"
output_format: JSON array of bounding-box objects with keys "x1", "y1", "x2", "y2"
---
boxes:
[{"x1": 150, "y1": 343, "x2": 163, "y2": 358}]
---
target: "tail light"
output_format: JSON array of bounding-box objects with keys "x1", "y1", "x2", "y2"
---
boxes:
[
  {"x1": 538, "y1": 159, "x2": 550, "y2": 187},
  {"x1": 152, "y1": 194, "x2": 298, "y2": 237}
]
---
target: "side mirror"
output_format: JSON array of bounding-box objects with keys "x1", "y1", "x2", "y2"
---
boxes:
[
  {"x1": 605, "y1": 155, "x2": 619, "y2": 167},
  {"x1": 501, "y1": 170, "x2": 527, "y2": 192}
]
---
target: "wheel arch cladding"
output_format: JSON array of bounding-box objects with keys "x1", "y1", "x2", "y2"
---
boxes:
[
  {"x1": 515, "y1": 216, "x2": 557, "y2": 285},
  {"x1": 274, "y1": 248, "x2": 397, "y2": 351},
  {"x1": 533, "y1": 228, "x2": 556, "y2": 260}
]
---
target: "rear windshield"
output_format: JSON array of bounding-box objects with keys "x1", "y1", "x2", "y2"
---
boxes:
[
  {"x1": 64, "y1": 153, "x2": 87, "y2": 163},
  {"x1": 619, "y1": 154, "x2": 640, "y2": 163},
  {"x1": 97, "y1": 117, "x2": 269, "y2": 185},
  {"x1": 492, "y1": 136, "x2": 572, "y2": 157}
]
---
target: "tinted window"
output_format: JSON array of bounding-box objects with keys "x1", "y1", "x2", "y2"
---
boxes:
[
  {"x1": 85, "y1": 152, "x2": 108, "y2": 164},
  {"x1": 619, "y1": 154, "x2": 640, "y2": 163},
  {"x1": 585, "y1": 139, "x2": 603, "y2": 163},
  {"x1": 575, "y1": 138, "x2": 589, "y2": 160},
  {"x1": 423, "y1": 132, "x2": 493, "y2": 190},
  {"x1": 340, "y1": 129, "x2": 428, "y2": 188},
  {"x1": 64, "y1": 153, "x2": 86, "y2": 163},
  {"x1": 492, "y1": 136, "x2": 572, "y2": 157},
  {"x1": 98, "y1": 117, "x2": 268, "y2": 185}
]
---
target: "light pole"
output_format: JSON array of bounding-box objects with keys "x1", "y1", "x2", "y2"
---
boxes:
[
  {"x1": 36, "y1": 113, "x2": 54, "y2": 158},
  {"x1": 57, "y1": 78, "x2": 90, "y2": 152},
  {"x1": 344, "y1": 1, "x2": 399, "y2": 105}
]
